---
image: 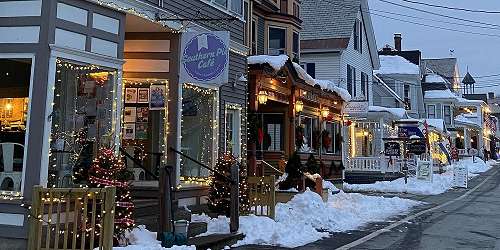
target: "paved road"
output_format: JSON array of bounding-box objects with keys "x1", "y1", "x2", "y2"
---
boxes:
[{"x1": 237, "y1": 164, "x2": 500, "y2": 250}]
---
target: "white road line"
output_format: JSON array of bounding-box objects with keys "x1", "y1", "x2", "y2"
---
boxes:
[{"x1": 336, "y1": 169, "x2": 499, "y2": 250}]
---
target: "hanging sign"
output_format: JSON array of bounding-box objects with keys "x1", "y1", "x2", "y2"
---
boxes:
[
  {"x1": 417, "y1": 160, "x2": 433, "y2": 182},
  {"x1": 398, "y1": 126, "x2": 425, "y2": 138},
  {"x1": 408, "y1": 141, "x2": 427, "y2": 155},
  {"x1": 384, "y1": 142, "x2": 401, "y2": 156},
  {"x1": 453, "y1": 163, "x2": 468, "y2": 188},
  {"x1": 343, "y1": 101, "x2": 368, "y2": 114},
  {"x1": 179, "y1": 32, "x2": 230, "y2": 86}
]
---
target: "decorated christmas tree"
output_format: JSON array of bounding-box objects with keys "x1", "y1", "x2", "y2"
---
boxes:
[
  {"x1": 208, "y1": 153, "x2": 249, "y2": 216},
  {"x1": 77, "y1": 148, "x2": 134, "y2": 242}
]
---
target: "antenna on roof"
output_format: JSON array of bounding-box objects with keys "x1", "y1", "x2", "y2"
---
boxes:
[{"x1": 449, "y1": 49, "x2": 455, "y2": 57}]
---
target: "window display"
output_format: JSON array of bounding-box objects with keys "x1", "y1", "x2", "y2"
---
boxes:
[
  {"x1": 181, "y1": 84, "x2": 217, "y2": 179},
  {"x1": 255, "y1": 113, "x2": 284, "y2": 152},
  {"x1": 0, "y1": 58, "x2": 32, "y2": 193},
  {"x1": 297, "y1": 115, "x2": 319, "y2": 153},
  {"x1": 324, "y1": 121, "x2": 342, "y2": 154},
  {"x1": 49, "y1": 60, "x2": 118, "y2": 187}
]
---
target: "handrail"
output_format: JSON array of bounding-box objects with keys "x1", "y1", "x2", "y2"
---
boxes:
[
  {"x1": 169, "y1": 147, "x2": 235, "y2": 184},
  {"x1": 260, "y1": 160, "x2": 284, "y2": 175},
  {"x1": 119, "y1": 147, "x2": 159, "y2": 180}
]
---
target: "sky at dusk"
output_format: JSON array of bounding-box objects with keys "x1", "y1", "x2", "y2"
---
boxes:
[{"x1": 368, "y1": 0, "x2": 500, "y2": 94}]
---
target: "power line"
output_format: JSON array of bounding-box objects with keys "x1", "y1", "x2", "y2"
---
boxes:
[
  {"x1": 368, "y1": 12, "x2": 500, "y2": 38},
  {"x1": 377, "y1": 0, "x2": 500, "y2": 28},
  {"x1": 369, "y1": 8, "x2": 500, "y2": 31},
  {"x1": 400, "y1": 0, "x2": 500, "y2": 14}
]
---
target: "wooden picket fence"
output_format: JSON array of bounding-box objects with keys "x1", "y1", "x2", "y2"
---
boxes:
[
  {"x1": 247, "y1": 176, "x2": 276, "y2": 219},
  {"x1": 27, "y1": 186, "x2": 116, "y2": 250}
]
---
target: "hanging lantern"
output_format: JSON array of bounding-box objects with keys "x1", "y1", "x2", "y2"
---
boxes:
[
  {"x1": 295, "y1": 100, "x2": 304, "y2": 113},
  {"x1": 321, "y1": 107, "x2": 330, "y2": 118},
  {"x1": 257, "y1": 90, "x2": 269, "y2": 105}
]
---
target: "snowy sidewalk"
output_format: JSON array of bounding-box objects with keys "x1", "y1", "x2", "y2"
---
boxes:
[{"x1": 344, "y1": 158, "x2": 496, "y2": 195}]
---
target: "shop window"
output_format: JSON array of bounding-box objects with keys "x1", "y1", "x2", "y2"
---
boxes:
[
  {"x1": 427, "y1": 104, "x2": 436, "y2": 119},
  {"x1": 181, "y1": 84, "x2": 217, "y2": 179},
  {"x1": 225, "y1": 107, "x2": 241, "y2": 160},
  {"x1": 353, "y1": 122, "x2": 376, "y2": 157},
  {"x1": 49, "y1": 60, "x2": 118, "y2": 188},
  {"x1": 297, "y1": 115, "x2": 319, "y2": 153},
  {"x1": 268, "y1": 27, "x2": 286, "y2": 55},
  {"x1": 256, "y1": 113, "x2": 284, "y2": 152},
  {"x1": 323, "y1": 121, "x2": 342, "y2": 155},
  {"x1": 0, "y1": 58, "x2": 32, "y2": 193}
]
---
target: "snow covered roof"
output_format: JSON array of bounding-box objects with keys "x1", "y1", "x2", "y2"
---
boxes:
[
  {"x1": 425, "y1": 74, "x2": 448, "y2": 84},
  {"x1": 454, "y1": 114, "x2": 481, "y2": 128},
  {"x1": 368, "y1": 106, "x2": 408, "y2": 119},
  {"x1": 424, "y1": 89, "x2": 458, "y2": 99},
  {"x1": 456, "y1": 97, "x2": 485, "y2": 105},
  {"x1": 292, "y1": 62, "x2": 352, "y2": 101},
  {"x1": 375, "y1": 55, "x2": 420, "y2": 75},
  {"x1": 247, "y1": 55, "x2": 289, "y2": 71}
]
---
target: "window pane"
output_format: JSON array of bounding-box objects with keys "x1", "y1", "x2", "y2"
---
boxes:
[
  {"x1": 293, "y1": 32, "x2": 299, "y2": 56},
  {"x1": 50, "y1": 60, "x2": 117, "y2": 188},
  {"x1": 269, "y1": 27, "x2": 286, "y2": 55},
  {"x1": 353, "y1": 122, "x2": 375, "y2": 157},
  {"x1": 297, "y1": 116, "x2": 319, "y2": 152},
  {"x1": 260, "y1": 113, "x2": 284, "y2": 152},
  {"x1": 181, "y1": 84, "x2": 216, "y2": 178},
  {"x1": 231, "y1": 0, "x2": 242, "y2": 14},
  {"x1": 0, "y1": 58, "x2": 31, "y2": 193},
  {"x1": 306, "y1": 63, "x2": 315, "y2": 78},
  {"x1": 214, "y1": 0, "x2": 227, "y2": 8}
]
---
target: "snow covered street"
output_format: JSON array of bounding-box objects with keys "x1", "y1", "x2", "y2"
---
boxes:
[{"x1": 344, "y1": 158, "x2": 494, "y2": 195}]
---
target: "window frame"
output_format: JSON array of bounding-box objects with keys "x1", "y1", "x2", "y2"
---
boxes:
[
  {"x1": 0, "y1": 53, "x2": 36, "y2": 194},
  {"x1": 251, "y1": 18, "x2": 257, "y2": 55},
  {"x1": 427, "y1": 104, "x2": 436, "y2": 119},
  {"x1": 268, "y1": 25, "x2": 287, "y2": 55},
  {"x1": 224, "y1": 105, "x2": 242, "y2": 161},
  {"x1": 347, "y1": 64, "x2": 353, "y2": 96},
  {"x1": 443, "y1": 105, "x2": 452, "y2": 125},
  {"x1": 256, "y1": 112, "x2": 285, "y2": 152},
  {"x1": 404, "y1": 84, "x2": 411, "y2": 110},
  {"x1": 305, "y1": 63, "x2": 315, "y2": 78},
  {"x1": 325, "y1": 121, "x2": 342, "y2": 155},
  {"x1": 292, "y1": 31, "x2": 299, "y2": 60}
]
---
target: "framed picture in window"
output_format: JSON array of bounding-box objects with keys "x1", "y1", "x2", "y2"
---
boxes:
[
  {"x1": 125, "y1": 88, "x2": 138, "y2": 103},
  {"x1": 123, "y1": 123, "x2": 135, "y2": 140},
  {"x1": 137, "y1": 88, "x2": 149, "y2": 103},
  {"x1": 150, "y1": 85, "x2": 166, "y2": 110},
  {"x1": 136, "y1": 107, "x2": 149, "y2": 123},
  {"x1": 124, "y1": 107, "x2": 136, "y2": 123},
  {"x1": 135, "y1": 123, "x2": 148, "y2": 140}
]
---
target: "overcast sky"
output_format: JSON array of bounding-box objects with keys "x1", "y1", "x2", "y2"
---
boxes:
[{"x1": 368, "y1": 0, "x2": 500, "y2": 94}]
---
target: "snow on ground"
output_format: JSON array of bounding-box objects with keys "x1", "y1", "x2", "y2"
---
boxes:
[
  {"x1": 112, "y1": 225, "x2": 195, "y2": 250},
  {"x1": 192, "y1": 190, "x2": 420, "y2": 248},
  {"x1": 345, "y1": 158, "x2": 493, "y2": 195}
]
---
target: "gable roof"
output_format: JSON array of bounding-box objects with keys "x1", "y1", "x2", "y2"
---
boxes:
[
  {"x1": 421, "y1": 58, "x2": 458, "y2": 79},
  {"x1": 300, "y1": 0, "x2": 380, "y2": 68}
]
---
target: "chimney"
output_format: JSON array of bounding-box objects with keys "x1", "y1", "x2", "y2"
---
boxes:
[{"x1": 394, "y1": 33, "x2": 402, "y2": 51}]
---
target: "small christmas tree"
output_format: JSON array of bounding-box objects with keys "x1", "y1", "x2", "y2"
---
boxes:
[
  {"x1": 208, "y1": 153, "x2": 249, "y2": 216},
  {"x1": 82, "y1": 148, "x2": 134, "y2": 242},
  {"x1": 305, "y1": 154, "x2": 319, "y2": 174}
]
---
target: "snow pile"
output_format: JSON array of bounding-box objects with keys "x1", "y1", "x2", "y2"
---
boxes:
[
  {"x1": 194, "y1": 190, "x2": 420, "y2": 248},
  {"x1": 345, "y1": 157, "x2": 493, "y2": 195},
  {"x1": 247, "y1": 55, "x2": 288, "y2": 71},
  {"x1": 368, "y1": 106, "x2": 407, "y2": 118},
  {"x1": 114, "y1": 225, "x2": 195, "y2": 250},
  {"x1": 425, "y1": 74, "x2": 447, "y2": 83},
  {"x1": 375, "y1": 55, "x2": 420, "y2": 75},
  {"x1": 322, "y1": 180, "x2": 340, "y2": 192},
  {"x1": 292, "y1": 62, "x2": 352, "y2": 101},
  {"x1": 424, "y1": 89, "x2": 458, "y2": 99}
]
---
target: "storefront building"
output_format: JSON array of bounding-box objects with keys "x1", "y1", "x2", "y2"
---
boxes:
[{"x1": 0, "y1": 0, "x2": 247, "y2": 243}]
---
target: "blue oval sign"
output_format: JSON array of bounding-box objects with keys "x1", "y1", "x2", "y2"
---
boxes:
[{"x1": 182, "y1": 33, "x2": 228, "y2": 82}]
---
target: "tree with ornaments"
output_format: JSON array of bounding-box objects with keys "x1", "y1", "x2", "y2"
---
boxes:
[
  {"x1": 74, "y1": 148, "x2": 134, "y2": 245},
  {"x1": 207, "y1": 153, "x2": 249, "y2": 216}
]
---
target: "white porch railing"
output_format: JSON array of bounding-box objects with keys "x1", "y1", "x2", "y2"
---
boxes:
[
  {"x1": 346, "y1": 156, "x2": 402, "y2": 173},
  {"x1": 458, "y1": 149, "x2": 468, "y2": 156}
]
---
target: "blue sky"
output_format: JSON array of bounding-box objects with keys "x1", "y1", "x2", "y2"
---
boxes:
[{"x1": 368, "y1": 0, "x2": 500, "y2": 94}]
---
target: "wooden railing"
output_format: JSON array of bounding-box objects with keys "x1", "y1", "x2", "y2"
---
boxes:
[
  {"x1": 27, "y1": 186, "x2": 116, "y2": 250},
  {"x1": 346, "y1": 156, "x2": 402, "y2": 173},
  {"x1": 247, "y1": 176, "x2": 276, "y2": 219}
]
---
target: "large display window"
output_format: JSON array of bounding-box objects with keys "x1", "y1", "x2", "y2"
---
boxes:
[
  {"x1": 0, "y1": 58, "x2": 33, "y2": 194},
  {"x1": 180, "y1": 83, "x2": 218, "y2": 181},
  {"x1": 48, "y1": 60, "x2": 118, "y2": 187}
]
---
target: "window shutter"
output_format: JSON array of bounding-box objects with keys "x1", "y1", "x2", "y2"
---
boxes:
[
  {"x1": 306, "y1": 63, "x2": 315, "y2": 78},
  {"x1": 347, "y1": 65, "x2": 352, "y2": 95}
]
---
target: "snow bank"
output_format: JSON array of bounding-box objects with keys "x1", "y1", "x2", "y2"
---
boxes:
[
  {"x1": 368, "y1": 106, "x2": 407, "y2": 119},
  {"x1": 292, "y1": 62, "x2": 352, "y2": 101},
  {"x1": 114, "y1": 225, "x2": 195, "y2": 250},
  {"x1": 375, "y1": 55, "x2": 420, "y2": 75},
  {"x1": 194, "y1": 190, "x2": 420, "y2": 248},
  {"x1": 247, "y1": 55, "x2": 288, "y2": 71},
  {"x1": 345, "y1": 158, "x2": 493, "y2": 195}
]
